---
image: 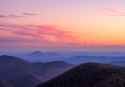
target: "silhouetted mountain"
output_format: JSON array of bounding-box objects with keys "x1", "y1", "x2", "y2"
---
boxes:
[
  {"x1": 0, "y1": 55, "x2": 32, "y2": 79},
  {"x1": 0, "y1": 55, "x2": 72, "y2": 87},
  {"x1": 32, "y1": 61, "x2": 73, "y2": 81},
  {"x1": 0, "y1": 55, "x2": 29, "y2": 64},
  {"x1": 37, "y1": 63, "x2": 125, "y2": 87},
  {"x1": 30, "y1": 51, "x2": 45, "y2": 56},
  {"x1": 0, "y1": 55, "x2": 40, "y2": 87},
  {"x1": 29, "y1": 51, "x2": 60, "y2": 57},
  {"x1": 0, "y1": 80, "x2": 13, "y2": 87},
  {"x1": 41, "y1": 61, "x2": 72, "y2": 68},
  {"x1": 111, "y1": 61, "x2": 125, "y2": 67}
]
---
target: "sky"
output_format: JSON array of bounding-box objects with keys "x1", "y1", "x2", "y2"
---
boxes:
[{"x1": 0, "y1": 0, "x2": 125, "y2": 51}]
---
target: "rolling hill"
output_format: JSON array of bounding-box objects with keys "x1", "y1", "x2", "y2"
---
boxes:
[
  {"x1": 37, "y1": 63, "x2": 125, "y2": 87},
  {"x1": 0, "y1": 55, "x2": 72, "y2": 87}
]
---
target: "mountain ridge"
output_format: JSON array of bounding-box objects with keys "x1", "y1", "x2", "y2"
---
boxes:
[
  {"x1": 37, "y1": 63, "x2": 125, "y2": 87},
  {"x1": 0, "y1": 55, "x2": 72, "y2": 87}
]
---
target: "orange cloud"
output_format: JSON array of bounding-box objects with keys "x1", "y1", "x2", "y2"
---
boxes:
[
  {"x1": 0, "y1": 24, "x2": 82, "y2": 48},
  {"x1": 1, "y1": 23, "x2": 125, "y2": 49}
]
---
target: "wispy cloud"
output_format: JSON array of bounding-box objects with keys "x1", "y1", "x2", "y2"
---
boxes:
[
  {"x1": 0, "y1": 24, "x2": 82, "y2": 48},
  {"x1": 0, "y1": 12, "x2": 39, "y2": 19},
  {"x1": 23, "y1": 12, "x2": 39, "y2": 16},
  {"x1": 102, "y1": 8, "x2": 125, "y2": 16},
  {"x1": 0, "y1": 14, "x2": 23, "y2": 18},
  {"x1": 0, "y1": 14, "x2": 6, "y2": 18}
]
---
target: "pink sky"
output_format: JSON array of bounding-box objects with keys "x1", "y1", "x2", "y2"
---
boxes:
[{"x1": 0, "y1": 0, "x2": 125, "y2": 50}]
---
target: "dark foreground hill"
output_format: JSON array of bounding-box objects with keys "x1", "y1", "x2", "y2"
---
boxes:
[
  {"x1": 0, "y1": 80, "x2": 13, "y2": 87},
  {"x1": 37, "y1": 63, "x2": 125, "y2": 87},
  {"x1": 0, "y1": 55, "x2": 72, "y2": 87}
]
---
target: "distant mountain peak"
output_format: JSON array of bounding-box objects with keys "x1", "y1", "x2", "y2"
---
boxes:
[
  {"x1": 29, "y1": 51, "x2": 59, "y2": 57},
  {"x1": 30, "y1": 51, "x2": 44, "y2": 56},
  {"x1": 31, "y1": 51, "x2": 43, "y2": 54}
]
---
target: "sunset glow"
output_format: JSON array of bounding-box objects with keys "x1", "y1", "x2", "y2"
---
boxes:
[{"x1": 0, "y1": 0, "x2": 125, "y2": 50}]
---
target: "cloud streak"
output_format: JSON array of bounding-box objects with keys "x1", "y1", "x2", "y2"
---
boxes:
[
  {"x1": 0, "y1": 24, "x2": 82, "y2": 48},
  {"x1": 102, "y1": 8, "x2": 125, "y2": 16},
  {"x1": 0, "y1": 14, "x2": 23, "y2": 18},
  {"x1": 23, "y1": 12, "x2": 39, "y2": 16},
  {"x1": 0, "y1": 12, "x2": 39, "y2": 19}
]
